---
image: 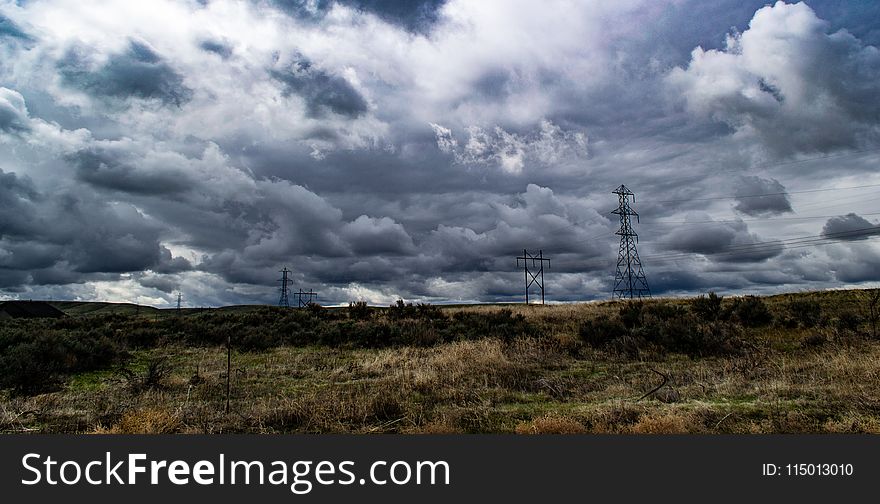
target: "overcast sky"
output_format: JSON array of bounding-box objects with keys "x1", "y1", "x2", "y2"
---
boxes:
[{"x1": 2, "y1": 0, "x2": 880, "y2": 307}]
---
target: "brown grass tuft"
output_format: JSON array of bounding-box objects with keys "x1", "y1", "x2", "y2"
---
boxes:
[
  {"x1": 515, "y1": 413, "x2": 587, "y2": 434},
  {"x1": 96, "y1": 407, "x2": 181, "y2": 434}
]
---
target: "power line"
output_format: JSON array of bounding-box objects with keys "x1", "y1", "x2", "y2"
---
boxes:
[
  {"x1": 557, "y1": 227, "x2": 880, "y2": 269},
  {"x1": 645, "y1": 234, "x2": 880, "y2": 263},
  {"x1": 652, "y1": 182, "x2": 880, "y2": 205},
  {"x1": 641, "y1": 226, "x2": 880, "y2": 262},
  {"x1": 613, "y1": 146, "x2": 880, "y2": 191},
  {"x1": 540, "y1": 178, "x2": 880, "y2": 239},
  {"x1": 644, "y1": 211, "x2": 880, "y2": 228}
]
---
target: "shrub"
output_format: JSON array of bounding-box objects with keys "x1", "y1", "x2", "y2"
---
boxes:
[
  {"x1": 691, "y1": 292, "x2": 723, "y2": 321},
  {"x1": 0, "y1": 329, "x2": 123, "y2": 394},
  {"x1": 119, "y1": 357, "x2": 171, "y2": 393},
  {"x1": 348, "y1": 301, "x2": 372, "y2": 320},
  {"x1": 727, "y1": 296, "x2": 773, "y2": 327},
  {"x1": 416, "y1": 303, "x2": 445, "y2": 320},
  {"x1": 579, "y1": 315, "x2": 627, "y2": 347},
  {"x1": 641, "y1": 303, "x2": 688, "y2": 324},
  {"x1": 835, "y1": 312, "x2": 862, "y2": 333},
  {"x1": 388, "y1": 299, "x2": 416, "y2": 320},
  {"x1": 449, "y1": 309, "x2": 533, "y2": 342},
  {"x1": 638, "y1": 318, "x2": 743, "y2": 357},
  {"x1": 306, "y1": 302, "x2": 325, "y2": 317},
  {"x1": 786, "y1": 298, "x2": 822, "y2": 328},
  {"x1": 618, "y1": 302, "x2": 643, "y2": 329}
]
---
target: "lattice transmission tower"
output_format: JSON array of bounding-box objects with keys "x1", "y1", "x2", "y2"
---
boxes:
[
  {"x1": 612, "y1": 185, "x2": 651, "y2": 299},
  {"x1": 278, "y1": 267, "x2": 291, "y2": 307}
]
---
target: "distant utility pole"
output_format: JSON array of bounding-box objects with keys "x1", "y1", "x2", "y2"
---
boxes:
[
  {"x1": 516, "y1": 249, "x2": 550, "y2": 304},
  {"x1": 176, "y1": 292, "x2": 183, "y2": 315},
  {"x1": 612, "y1": 184, "x2": 651, "y2": 299},
  {"x1": 278, "y1": 267, "x2": 291, "y2": 307},
  {"x1": 296, "y1": 289, "x2": 318, "y2": 308}
]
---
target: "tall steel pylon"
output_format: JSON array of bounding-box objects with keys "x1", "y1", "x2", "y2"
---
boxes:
[
  {"x1": 612, "y1": 185, "x2": 651, "y2": 299},
  {"x1": 278, "y1": 267, "x2": 291, "y2": 307},
  {"x1": 516, "y1": 249, "x2": 550, "y2": 304}
]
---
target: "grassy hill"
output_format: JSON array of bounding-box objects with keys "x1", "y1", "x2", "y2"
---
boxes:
[
  {"x1": 2, "y1": 288, "x2": 878, "y2": 434},
  {"x1": 50, "y1": 301, "x2": 162, "y2": 317}
]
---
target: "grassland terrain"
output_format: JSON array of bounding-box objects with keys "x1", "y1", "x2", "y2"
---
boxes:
[{"x1": 1, "y1": 290, "x2": 879, "y2": 434}]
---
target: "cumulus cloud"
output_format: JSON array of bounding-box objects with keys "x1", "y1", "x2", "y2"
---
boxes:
[
  {"x1": 269, "y1": 56, "x2": 368, "y2": 118},
  {"x1": 57, "y1": 40, "x2": 193, "y2": 107},
  {"x1": 0, "y1": 87, "x2": 30, "y2": 134},
  {"x1": 432, "y1": 120, "x2": 588, "y2": 174},
  {"x1": 1, "y1": 1, "x2": 880, "y2": 305},
  {"x1": 822, "y1": 213, "x2": 880, "y2": 241},
  {"x1": 0, "y1": 13, "x2": 33, "y2": 42},
  {"x1": 0, "y1": 167, "x2": 178, "y2": 278},
  {"x1": 660, "y1": 216, "x2": 783, "y2": 263},
  {"x1": 667, "y1": 1, "x2": 880, "y2": 156},
  {"x1": 198, "y1": 39, "x2": 233, "y2": 59},
  {"x1": 270, "y1": 0, "x2": 447, "y2": 32},
  {"x1": 341, "y1": 215, "x2": 416, "y2": 255},
  {"x1": 733, "y1": 176, "x2": 793, "y2": 216},
  {"x1": 69, "y1": 142, "x2": 197, "y2": 196}
]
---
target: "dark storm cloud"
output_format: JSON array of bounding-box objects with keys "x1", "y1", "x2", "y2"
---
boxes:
[
  {"x1": 341, "y1": 215, "x2": 416, "y2": 255},
  {"x1": 733, "y1": 176, "x2": 792, "y2": 216},
  {"x1": 0, "y1": 168, "x2": 171, "y2": 283},
  {"x1": 58, "y1": 40, "x2": 193, "y2": 107},
  {"x1": 647, "y1": 269, "x2": 720, "y2": 295},
  {"x1": 269, "y1": 58, "x2": 368, "y2": 118},
  {"x1": 0, "y1": 169, "x2": 40, "y2": 239},
  {"x1": 4, "y1": 0, "x2": 880, "y2": 306},
  {"x1": 822, "y1": 213, "x2": 880, "y2": 241},
  {"x1": 48, "y1": 196, "x2": 166, "y2": 274},
  {"x1": 831, "y1": 250, "x2": 880, "y2": 283},
  {"x1": 660, "y1": 218, "x2": 783, "y2": 263},
  {"x1": 69, "y1": 147, "x2": 195, "y2": 196},
  {"x1": 199, "y1": 39, "x2": 233, "y2": 59},
  {"x1": 269, "y1": 0, "x2": 445, "y2": 32},
  {"x1": 138, "y1": 274, "x2": 178, "y2": 293},
  {"x1": 0, "y1": 13, "x2": 33, "y2": 42}
]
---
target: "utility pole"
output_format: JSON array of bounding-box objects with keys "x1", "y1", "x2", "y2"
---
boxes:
[
  {"x1": 278, "y1": 267, "x2": 291, "y2": 307},
  {"x1": 612, "y1": 184, "x2": 651, "y2": 299},
  {"x1": 295, "y1": 288, "x2": 318, "y2": 308},
  {"x1": 516, "y1": 249, "x2": 550, "y2": 304}
]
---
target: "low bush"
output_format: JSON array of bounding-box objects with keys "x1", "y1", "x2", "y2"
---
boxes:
[
  {"x1": 786, "y1": 298, "x2": 823, "y2": 328},
  {"x1": 579, "y1": 315, "x2": 627, "y2": 347},
  {"x1": 0, "y1": 328, "x2": 123, "y2": 394},
  {"x1": 726, "y1": 296, "x2": 773, "y2": 327},
  {"x1": 581, "y1": 300, "x2": 743, "y2": 357},
  {"x1": 691, "y1": 292, "x2": 724, "y2": 321},
  {"x1": 348, "y1": 301, "x2": 372, "y2": 320}
]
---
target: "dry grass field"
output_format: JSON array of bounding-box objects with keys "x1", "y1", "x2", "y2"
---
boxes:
[{"x1": 1, "y1": 289, "x2": 879, "y2": 434}]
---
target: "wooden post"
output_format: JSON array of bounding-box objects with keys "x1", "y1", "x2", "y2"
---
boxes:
[{"x1": 225, "y1": 333, "x2": 231, "y2": 414}]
